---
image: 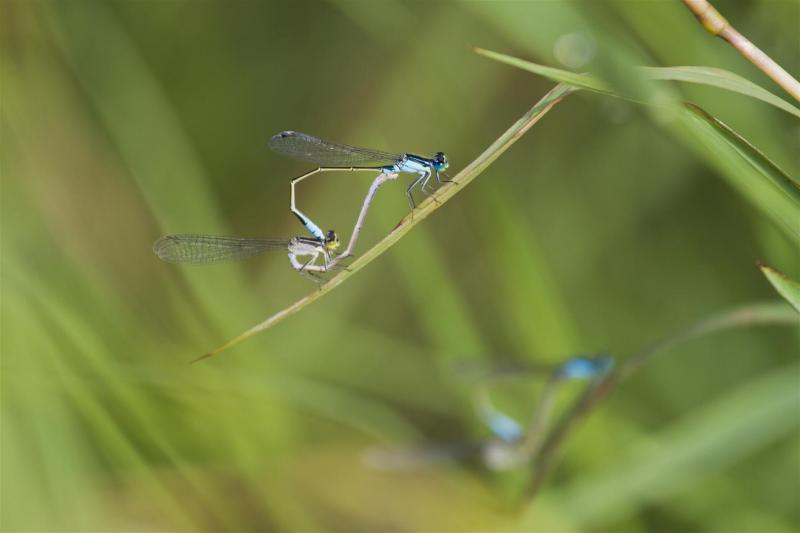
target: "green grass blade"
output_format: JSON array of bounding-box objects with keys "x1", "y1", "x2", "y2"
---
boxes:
[
  {"x1": 474, "y1": 48, "x2": 611, "y2": 94},
  {"x1": 678, "y1": 105, "x2": 800, "y2": 243},
  {"x1": 476, "y1": 48, "x2": 800, "y2": 118},
  {"x1": 759, "y1": 264, "x2": 800, "y2": 314},
  {"x1": 684, "y1": 104, "x2": 800, "y2": 193},
  {"x1": 196, "y1": 84, "x2": 576, "y2": 361},
  {"x1": 642, "y1": 66, "x2": 800, "y2": 119},
  {"x1": 476, "y1": 48, "x2": 800, "y2": 245}
]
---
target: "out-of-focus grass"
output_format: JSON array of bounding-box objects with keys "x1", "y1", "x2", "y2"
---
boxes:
[
  {"x1": 473, "y1": 49, "x2": 800, "y2": 245},
  {"x1": 536, "y1": 362, "x2": 800, "y2": 530},
  {"x1": 2, "y1": 1, "x2": 798, "y2": 531}
]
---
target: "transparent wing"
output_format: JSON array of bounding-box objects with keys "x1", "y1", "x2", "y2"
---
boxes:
[
  {"x1": 450, "y1": 355, "x2": 613, "y2": 384},
  {"x1": 153, "y1": 234, "x2": 289, "y2": 264},
  {"x1": 269, "y1": 131, "x2": 401, "y2": 167}
]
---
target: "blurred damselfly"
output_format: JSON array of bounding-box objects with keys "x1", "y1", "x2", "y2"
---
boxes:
[{"x1": 365, "y1": 354, "x2": 614, "y2": 471}]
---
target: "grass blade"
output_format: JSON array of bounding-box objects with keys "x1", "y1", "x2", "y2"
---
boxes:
[
  {"x1": 678, "y1": 104, "x2": 800, "y2": 243},
  {"x1": 684, "y1": 103, "x2": 800, "y2": 193},
  {"x1": 642, "y1": 66, "x2": 800, "y2": 119},
  {"x1": 195, "y1": 84, "x2": 577, "y2": 361},
  {"x1": 476, "y1": 48, "x2": 800, "y2": 118},
  {"x1": 477, "y1": 48, "x2": 800, "y2": 245},
  {"x1": 474, "y1": 48, "x2": 611, "y2": 94},
  {"x1": 759, "y1": 263, "x2": 800, "y2": 313}
]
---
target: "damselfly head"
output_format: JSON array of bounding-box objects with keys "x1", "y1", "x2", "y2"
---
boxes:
[
  {"x1": 433, "y1": 152, "x2": 449, "y2": 171},
  {"x1": 325, "y1": 230, "x2": 340, "y2": 251}
]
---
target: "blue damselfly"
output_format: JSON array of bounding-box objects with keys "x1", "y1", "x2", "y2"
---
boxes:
[
  {"x1": 364, "y1": 354, "x2": 614, "y2": 471},
  {"x1": 269, "y1": 131, "x2": 449, "y2": 238}
]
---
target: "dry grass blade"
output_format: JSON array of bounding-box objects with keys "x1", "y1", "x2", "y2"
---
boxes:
[
  {"x1": 681, "y1": 0, "x2": 800, "y2": 102},
  {"x1": 194, "y1": 83, "x2": 576, "y2": 362}
]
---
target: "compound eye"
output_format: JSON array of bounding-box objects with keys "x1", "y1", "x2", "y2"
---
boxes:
[{"x1": 326, "y1": 230, "x2": 338, "y2": 243}]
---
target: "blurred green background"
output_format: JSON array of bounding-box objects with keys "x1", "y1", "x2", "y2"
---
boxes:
[{"x1": 2, "y1": 1, "x2": 799, "y2": 531}]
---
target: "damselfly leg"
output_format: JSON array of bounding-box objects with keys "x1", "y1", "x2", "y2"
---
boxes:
[{"x1": 290, "y1": 166, "x2": 383, "y2": 240}]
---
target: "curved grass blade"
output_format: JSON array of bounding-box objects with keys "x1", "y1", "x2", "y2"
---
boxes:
[
  {"x1": 476, "y1": 48, "x2": 800, "y2": 245},
  {"x1": 194, "y1": 84, "x2": 576, "y2": 362},
  {"x1": 641, "y1": 66, "x2": 800, "y2": 119},
  {"x1": 474, "y1": 48, "x2": 611, "y2": 94},
  {"x1": 759, "y1": 263, "x2": 800, "y2": 314},
  {"x1": 681, "y1": 104, "x2": 800, "y2": 243},
  {"x1": 683, "y1": 103, "x2": 800, "y2": 193},
  {"x1": 475, "y1": 48, "x2": 800, "y2": 118}
]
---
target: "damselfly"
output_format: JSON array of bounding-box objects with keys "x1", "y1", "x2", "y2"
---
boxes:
[
  {"x1": 365, "y1": 354, "x2": 614, "y2": 472},
  {"x1": 269, "y1": 131, "x2": 449, "y2": 237},
  {"x1": 153, "y1": 232, "x2": 341, "y2": 278},
  {"x1": 153, "y1": 167, "x2": 400, "y2": 278}
]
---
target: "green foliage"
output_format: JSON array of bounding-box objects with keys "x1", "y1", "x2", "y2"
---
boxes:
[
  {"x1": 3, "y1": 1, "x2": 798, "y2": 531},
  {"x1": 539, "y1": 362, "x2": 800, "y2": 528},
  {"x1": 477, "y1": 48, "x2": 800, "y2": 246}
]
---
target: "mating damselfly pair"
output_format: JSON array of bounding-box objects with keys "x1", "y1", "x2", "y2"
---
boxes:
[
  {"x1": 154, "y1": 131, "x2": 450, "y2": 277},
  {"x1": 365, "y1": 354, "x2": 615, "y2": 471}
]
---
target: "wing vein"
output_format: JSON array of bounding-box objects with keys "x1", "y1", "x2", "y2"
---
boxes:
[
  {"x1": 154, "y1": 234, "x2": 288, "y2": 264},
  {"x1": 269, "y1": 131, "x2": 401, "y2": 167}
]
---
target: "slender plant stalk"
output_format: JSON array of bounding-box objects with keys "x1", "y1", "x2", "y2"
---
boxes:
[
  {"x1": 526, "y1": 301, "x2": 799, "y2": 497},
  {"x1": 682, "y1": 0, "x2": 800, "y2": 102},
  {"x1": 516, "y1": 374, "x2": 562, "y2": 460},
  {"x1": 193, "y1": 84, "x2": 577, "y2": 362}
]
